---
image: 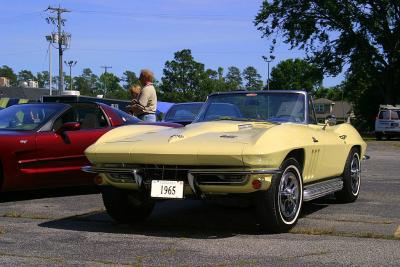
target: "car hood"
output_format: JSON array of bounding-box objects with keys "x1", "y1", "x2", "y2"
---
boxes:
[{"x1": 85, "y1": 121, "x2": 281, "y2": 167}]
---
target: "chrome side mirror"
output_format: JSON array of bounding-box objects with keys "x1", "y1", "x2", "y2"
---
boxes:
[
  {"x1": 325, "y1": 115, "x2": 337, "y2": 126},
  {"x1": 323, "y1": 115, "x2": 336, "y2": 130}
]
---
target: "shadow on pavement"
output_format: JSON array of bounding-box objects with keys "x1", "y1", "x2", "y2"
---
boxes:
[
  {"x1": 0, "y1": 186, "x2": 99, "y2": 203},
  {"x1": 301, "y1": 195, "x2": 336, "y2": 216},
  {"x1": 39, "y1": 198, "x2": 330, "y2": 239}
]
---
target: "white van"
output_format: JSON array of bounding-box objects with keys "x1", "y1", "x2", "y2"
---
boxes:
[{"x1": 375, "y1": 105, "x2": 400, "y2": 140}]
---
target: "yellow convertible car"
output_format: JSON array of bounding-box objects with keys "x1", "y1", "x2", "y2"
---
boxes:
[{"x1": 83, "y1": 90, "x2": 366, "y2": 232}]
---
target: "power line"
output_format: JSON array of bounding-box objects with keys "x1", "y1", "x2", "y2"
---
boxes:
[
  {"x1": 73, "y1": 9, "x2": 249, "y2": 22},
  {"x1": 0, "y1": 10, "x2": 43, "y2": 21},
  {"x1": 0, "y1": 50, "x2": 43, "y2": 56},
  {"x1": 73, "y1": 48, "x2": 266, "y2": 55}
]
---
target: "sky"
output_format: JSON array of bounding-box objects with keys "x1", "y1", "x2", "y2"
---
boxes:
[{"x1": 0, "y1": 0, "x2": 343, "y2": 88}]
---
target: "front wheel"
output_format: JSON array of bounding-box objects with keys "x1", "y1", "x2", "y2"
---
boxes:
[
  {"x1": 255, "y1": 158, "x2": 303, "y2": 233},
  {"x1": 101, "y1": 187, "x2": 154, "y2": 224},
  {"x1": 335, "y1": 148, "x2": 361, "y2": 203}
]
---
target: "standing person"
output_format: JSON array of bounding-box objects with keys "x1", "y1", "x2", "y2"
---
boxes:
[{"x1": 130, "y1": 69, "x2": 157, "y2": 122}]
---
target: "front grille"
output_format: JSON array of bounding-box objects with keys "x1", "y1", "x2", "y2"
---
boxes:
[
  {"x1": 196, "y1": 174, "x2": 247, "y2": 184},
  {"x1": 138, "y1": 165, "x2": 189, "y2": 182},
  {"x1": 98, "y1": 164, "x2": 249, "y2": 185}
]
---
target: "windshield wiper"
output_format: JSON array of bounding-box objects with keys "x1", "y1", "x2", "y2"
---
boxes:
[{"x1": 214, "y1": 116, "x2": 275, "y2": 123}]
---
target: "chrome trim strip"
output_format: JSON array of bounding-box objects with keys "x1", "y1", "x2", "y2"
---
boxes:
[
  {"x1": 81, "y1": 166, "x2": 133, "y2": 174},
  {"x1": 82, "y1": 166, "x2": 281, "y2": 175},
  {"x1": 188, "y1": 169, "x2": 281, "y2": 175}
]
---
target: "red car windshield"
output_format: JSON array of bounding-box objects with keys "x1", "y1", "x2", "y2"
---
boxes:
[{"x1": 0, "y1": 104, "x2": 63, "y2": 131}]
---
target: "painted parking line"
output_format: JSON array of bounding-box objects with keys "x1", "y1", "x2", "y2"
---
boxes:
[{"x1": 395, "y1": 226, "x2": 400, "y2": 239}]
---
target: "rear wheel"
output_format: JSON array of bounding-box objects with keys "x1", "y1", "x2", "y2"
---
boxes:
[
  {"x1": 255, "y1": 158, "x2": 303, "y2": 233},
  {"x1": 101, "y1": 187, "x2": 154, "y2": 224},
  {"x1": 335, "y1": 148, "x2": 361, "y2": 203}
]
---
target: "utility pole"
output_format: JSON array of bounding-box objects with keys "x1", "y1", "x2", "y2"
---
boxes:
[
  {"x1": 46, "y1": 5, "x2": 71, "y2": 95},
  {"x1": 64, "y1": 60, "x2": 77, "y2": 91},
  {"x1": 100, "y1": 65, "x2": 112, "y2": 96}
]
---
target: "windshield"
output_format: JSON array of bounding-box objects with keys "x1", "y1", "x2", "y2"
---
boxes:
[
  {"x1": 164, "y1": 103, "x2": 203, "y2": 122},
  {"x1": 0, "y1": 104, "x2": 63, "y2": 131},
  {"x1": 379, "y1": 110, "x2": 400, "y2": 120},
  {"x1": 195, "y1": 92, "x2": 306, "y2": 123}
]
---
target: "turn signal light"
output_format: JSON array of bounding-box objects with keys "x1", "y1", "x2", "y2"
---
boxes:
[
  {"x1": 252, "y1": 179, "x2": 262, "y2": 189},
  {"x1": 94, "y1": 176, "x2": 103, "y2": 185}
]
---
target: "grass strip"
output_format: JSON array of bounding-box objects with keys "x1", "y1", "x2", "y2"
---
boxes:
[{"x1": 290, "y1": 227, "x2": 400, "y2": 241}]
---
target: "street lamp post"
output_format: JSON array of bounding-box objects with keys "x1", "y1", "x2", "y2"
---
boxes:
[
  {"x1": 45, "y1": 35, "x2": 53, "y2": 95},
  {"x1": 64, "y1": 60, "x2": 77, "y2": 91},
  {"x1": 262, "y1": 55, "x2": 275, "y2": 90}
]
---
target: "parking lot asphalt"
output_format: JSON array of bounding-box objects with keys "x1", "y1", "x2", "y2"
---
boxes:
[{"x1": 0, "y1": 140, "x2": 399, "y2": 266}]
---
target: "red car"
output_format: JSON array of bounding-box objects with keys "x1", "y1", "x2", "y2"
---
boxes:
[{"x1": 0, "y1": 102, "x2": 180, "y2": 192}]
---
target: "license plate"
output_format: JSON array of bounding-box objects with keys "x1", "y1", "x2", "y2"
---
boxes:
[{"x1": 151, "y1": 180, "x2": 184, "y2": 199}]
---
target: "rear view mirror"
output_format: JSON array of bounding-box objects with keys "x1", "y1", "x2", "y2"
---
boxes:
[{"x1": 56, "y1": 122, "x2": 81, "y2": 135}]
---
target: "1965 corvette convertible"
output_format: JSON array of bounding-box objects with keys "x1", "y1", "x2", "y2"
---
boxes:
[{"x1": 83, "y1": 90, "x2": 367, "y2": 232}]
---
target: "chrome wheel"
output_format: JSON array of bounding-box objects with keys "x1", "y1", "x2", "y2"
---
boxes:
[
  {"x1": 278, "y1": 167, "x2": 301, "y2": 222},
  {"x1": 350, "y1": 153, "x2": 361, "y2": 195},
  {"x1": 255, "y1": 158, "x2": 303, "y2": 232},
  {"x1": 335, "y1": 148, "x2": 361, "y2": 203}
]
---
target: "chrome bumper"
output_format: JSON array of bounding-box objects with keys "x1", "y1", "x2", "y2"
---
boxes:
[{"x1": 81, "y1": 165, "x2": 281, "y2": 196}]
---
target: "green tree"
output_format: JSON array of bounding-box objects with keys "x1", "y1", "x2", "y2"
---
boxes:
[
  {"x1": 242, "y1": 66, "x2": 263, "y2": 90},
  {"x1": 74, "y1": 68, "x2": 99, "y2": 96},
  {"x1": 0, "y1": 65, "x2": 17, "y2": 85},
  {"x1": 314, "y1": 85, "x2": 344, "y2": 101},
  {"x1": 100, "y1": 72, "x2": 125, "y2": 99},
  {"x1": 342, "y1": 67, "x2": 380, "y2": 130},
  {"x1": 121, "y1": 70, "x2": 139, "y2": 90},
  {"x1": 255, "y1": 0, "x2": 400, "y2": 127},
  {"x1": 198, "y1": 68, "x2": 229, "y2": 97},
  {"x1": 64, "y1": 76, "x2": 73, "y2": 91},
  {"x1": 36, "y1": 71, "x2": 49, "y2": 88},
  {"x1": 17, "y1": 70, "x2": 36, "y2": 82},
  {"x1": 160, "y1": 49, "x2": 209, "y2": 102},
  {"x1": 225, "y1": 66, "x2": 242, "y2": 90},
  {"x1": 269, "y1": 59, "x2": 323, "y2": 92}
]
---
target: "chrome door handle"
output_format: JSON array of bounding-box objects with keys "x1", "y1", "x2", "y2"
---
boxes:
[{"x1": 312, "y1": 137, "x2": 318, "y2": 143}]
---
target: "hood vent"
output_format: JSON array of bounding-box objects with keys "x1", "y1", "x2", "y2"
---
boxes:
[
  {"x1": 168, "y1": 134, "x2": 185, "y2": 143},
  {"x1": 238, "y1": 124, "x2": 253, "y2": 130},
  {"x1": 220, "y1": 134, "x2": 237, "y2": 139}
]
